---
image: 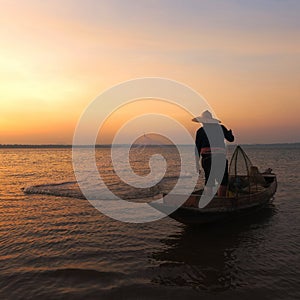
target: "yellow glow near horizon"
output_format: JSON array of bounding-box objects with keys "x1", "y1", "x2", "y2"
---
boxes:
[
  {"x1": 0, "y1": 1, "x2": 299, "y2": 144},
  {"x1": 97, "y1": 99, "x2": 200, "y2": 144}
]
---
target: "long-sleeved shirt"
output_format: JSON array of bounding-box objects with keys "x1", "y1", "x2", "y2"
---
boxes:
[{"x1": 195, "y1": 124, "x2": 234, "y2": 156}]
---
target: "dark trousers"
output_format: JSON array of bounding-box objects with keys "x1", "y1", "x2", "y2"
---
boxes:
[{"x1": 201, "y1": 154, "x2": 229, "y2": 187}]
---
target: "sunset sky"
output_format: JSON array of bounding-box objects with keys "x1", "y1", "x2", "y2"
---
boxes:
[{"x1": 1, "y1": 0, "x2": 299, "y2": 144}]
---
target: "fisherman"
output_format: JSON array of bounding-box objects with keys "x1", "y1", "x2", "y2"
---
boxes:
[{"x1": 193, "y1": 110, "x2": 234, "y2": 197}]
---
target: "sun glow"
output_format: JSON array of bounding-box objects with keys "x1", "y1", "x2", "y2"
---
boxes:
[{"x1": 1, "y1": 1, "x2": 299, "y2": 144}]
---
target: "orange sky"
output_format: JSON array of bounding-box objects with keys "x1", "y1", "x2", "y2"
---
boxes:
[{"x1": 1, "y1": 1, "x2": 300, "y2": 144}]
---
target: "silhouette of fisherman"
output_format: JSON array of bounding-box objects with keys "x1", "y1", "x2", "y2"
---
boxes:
[{"x1": 193, "y1": 110, "x2": 234, "y2": 196}]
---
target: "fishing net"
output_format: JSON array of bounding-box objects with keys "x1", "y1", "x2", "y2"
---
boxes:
[
  {"x1": 228, "y1": 146, "x2": 266, "y2": 194},
  {"x1": 229, "y1": 145, "x2": 252, "y2": 177}
]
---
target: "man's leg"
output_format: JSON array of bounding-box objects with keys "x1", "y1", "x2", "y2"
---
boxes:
[{"x1": 218, "y1": 159, "x2": 229, "y2": 197}]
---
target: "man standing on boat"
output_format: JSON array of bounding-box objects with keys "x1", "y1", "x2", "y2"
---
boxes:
[{"x1": 193, "y1": 110, "x2": 234, "y2": 197}]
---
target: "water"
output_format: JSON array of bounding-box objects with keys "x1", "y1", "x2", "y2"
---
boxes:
[{"x1": 0, "y1": 145, "x2": 299, "y2": 299}]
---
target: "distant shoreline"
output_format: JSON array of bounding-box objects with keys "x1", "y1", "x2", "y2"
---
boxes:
[{"x1": 0, "y1": 143, "x2": 299, "y2": 149}]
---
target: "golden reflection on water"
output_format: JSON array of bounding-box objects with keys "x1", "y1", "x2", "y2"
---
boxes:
[{"x1": 0, "y1": 147, "x2": 299, "y2": 299}]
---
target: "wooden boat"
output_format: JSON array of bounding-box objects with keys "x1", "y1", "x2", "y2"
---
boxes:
[
  {"x1": 150, "y1": 174, "x2": 277, "y2": 225},
  {"x1": 150, "y1": 146, "x2": 277, "y2": 225}
]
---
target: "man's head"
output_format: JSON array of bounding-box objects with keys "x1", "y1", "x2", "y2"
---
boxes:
[{"x1": 192, "y1": 110, "x2": 220, "y2": 124}]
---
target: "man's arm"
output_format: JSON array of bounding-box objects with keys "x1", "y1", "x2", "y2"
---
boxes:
[
  {"x1": 195, "y1": 129, "x2": 203, "y2": 155},
  {"x1": 221, "y1": 125, "x2": 234, "y2": 142},
  {"x1": 195, "y1": 129, "x2": 202, "y2": 173}
]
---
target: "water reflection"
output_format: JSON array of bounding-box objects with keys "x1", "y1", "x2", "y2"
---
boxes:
[{"x1": 151, "y1": 204, "x2": 277, "y2": 292}]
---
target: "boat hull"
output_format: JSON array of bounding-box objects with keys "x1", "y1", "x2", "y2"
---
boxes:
[{"x1": 150, "y1": 176, "x2": 277, "y2": 225}]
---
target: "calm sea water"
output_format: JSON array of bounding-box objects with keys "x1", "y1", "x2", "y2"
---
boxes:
[{"x1": 0, "y1": 145, "x2": 299, "y2": 299}]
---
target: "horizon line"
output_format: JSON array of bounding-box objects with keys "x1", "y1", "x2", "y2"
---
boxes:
[{"x1": 0, "y1": 142, "x2": 299, "y2": 149}]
